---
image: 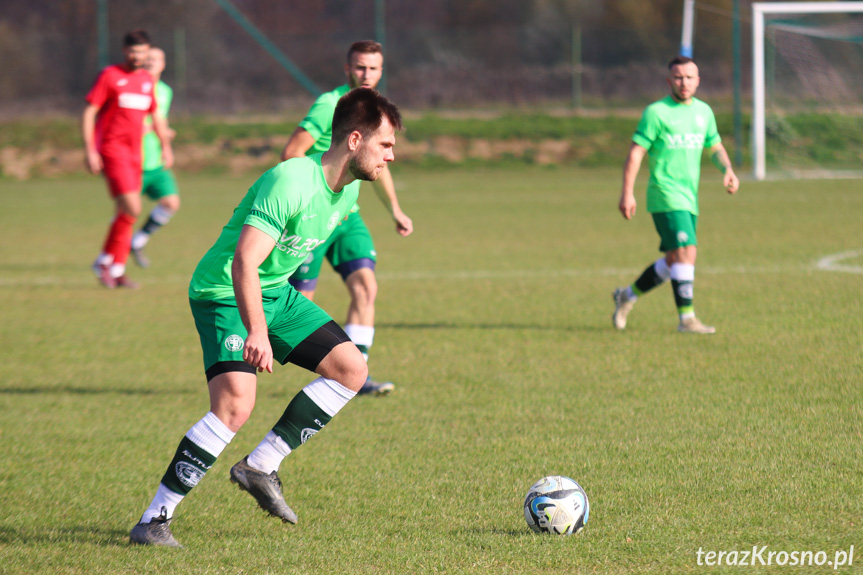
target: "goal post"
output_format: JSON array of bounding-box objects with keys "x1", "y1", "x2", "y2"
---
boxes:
[{"x1": 752, "y1": 1, "x2": 863, "y2": 180}]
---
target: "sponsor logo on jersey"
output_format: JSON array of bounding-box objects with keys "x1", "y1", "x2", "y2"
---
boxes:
[
  {"x1": 118, "y1": 92, "x2": 153, "y2": 111},
  {"x1": 175, "y1": 461, "x2": 205, "y2": 488},
  {"x1": 225, "y1": 334, "x2": 244, "y2": 352},
  {"x1": 276, "y1": 232, "x2": 326, "y2": 257},
  {"x1": 665, "y1": 133, "x2": 704, "y2": 150}
]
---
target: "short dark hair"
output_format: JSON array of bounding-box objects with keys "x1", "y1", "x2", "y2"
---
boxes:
[
  {"x1": 124, "y1": 29, "x2": 151, "y2": 48},
  {"x1": 331, "y1": 88, "x2": 402, "y2": 146},
  {"x1": 347, "y1": 40, "x2": 383, "y2": 63},
  {"x1": 668, "y1": 55, "x2": 695, "y2": 69}
]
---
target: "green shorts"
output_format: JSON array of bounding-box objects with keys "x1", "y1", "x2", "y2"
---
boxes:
[
  {"x1": 189, "y1": 283, "x2": 333, "y2": 372},
  {"x1": 290, "y1": 211, "x2": 377, "y2": 286},
  {"x1": 651, "y1": 210, "x2": 698, "y2": 252},
  {"x1": 142, "y1": 167, "x2": 179, "y2": 200}
]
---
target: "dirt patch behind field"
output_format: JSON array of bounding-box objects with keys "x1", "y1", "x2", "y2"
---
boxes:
[{"x1": 0, "y1": 135, "x2": 570, "y2": 180}]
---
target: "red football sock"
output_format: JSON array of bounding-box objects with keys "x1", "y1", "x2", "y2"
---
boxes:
[{"x1": 102, "y1": 213, "x2": 137, "y2": 267}]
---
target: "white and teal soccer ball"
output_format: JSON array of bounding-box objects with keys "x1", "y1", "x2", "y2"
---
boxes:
[{"x1": 523, "y1": 475, "x2": 589, "y2": 535}]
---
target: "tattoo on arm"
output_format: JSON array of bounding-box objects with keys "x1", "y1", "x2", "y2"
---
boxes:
[{"x1": 711, "y1": 148, "x2": 732, "y2": 174}]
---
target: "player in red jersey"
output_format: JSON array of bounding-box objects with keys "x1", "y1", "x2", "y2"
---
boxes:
[{"x1": 82, "y1": 29, "x2": 174, "y2": 288}]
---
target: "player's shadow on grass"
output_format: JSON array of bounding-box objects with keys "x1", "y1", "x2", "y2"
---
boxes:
[
  {"x1": 0, "y1": 386, "x2": 193, "y2": 395},
  {"x1": 378, "y1": 321, "x2": 606, "y2": 333},
  {"x1": 0, "y1": 524, "x2": 131, "y2": 547}
]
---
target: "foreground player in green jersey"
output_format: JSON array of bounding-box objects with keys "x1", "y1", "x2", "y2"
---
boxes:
[
  {"x1": 281, "y1": 40, "x2": 413, "y2": 396},
  {"x1": 129, "y1": 89, "x2": 403, "y2": 547},
  {"x1": 131, "y1": 46, "x2": 180, "y2": 268},
  {"x1": 613, "y1": 56, "x2": 739, "y2": 334}
]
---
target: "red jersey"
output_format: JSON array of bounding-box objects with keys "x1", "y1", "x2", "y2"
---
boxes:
[{"x1": 85, "y1": 64, "x2": 157, "y2": 159}]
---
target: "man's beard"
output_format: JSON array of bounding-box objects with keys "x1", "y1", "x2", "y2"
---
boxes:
[{"x1": 348, "y1": 153, "x2": 378, "y2": 182}]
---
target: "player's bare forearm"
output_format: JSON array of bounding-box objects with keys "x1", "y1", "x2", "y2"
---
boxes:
[
  {"x1": 153, "y1": 116, "x2": 175, "y2": 169},
  {"x1": 373, "y1": 165, "x2": 413, "y2": 236},
  {"x1": 232, "y1": 226, "x2": 276, "y2": 372},
  {"x1": 281, "y1": 127, "x2": 315, "y2": 162},
  {"x1": 81, "y1": 105, "x2": 102, "y2": 173},
  {"x1": 619, "y1": 144, "x2": 646, "y2": 219},
  {"x1": 710, "y1": 144, "x2": 732, "y2": 174},
  {"x1": 710, "y1": 144, "x2": 739, "y2": 194}
]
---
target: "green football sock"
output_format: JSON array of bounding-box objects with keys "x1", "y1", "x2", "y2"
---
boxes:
[
  {"x1": 272, "y1": 391, "x2": 334, "y2": 449},
  {"x1": 633, "y1": 258, "x2": 670, "y2": 296},
  {"x1": 160, "y1": 436, "x2": 218, "y2": 496},
  {"x1": 669, "y1": 263, "x2": 695, "y2": 318}
]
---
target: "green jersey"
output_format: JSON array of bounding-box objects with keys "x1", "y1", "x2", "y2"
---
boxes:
[
  {"x1": 632, "y1": 96, "x2": 720, "y2": 215},
  {"x1": 297, "y1": 85, "x2": 360, "y2": 214},
  {"x1": 189, "y1": 154, "x2": 360, "y2": 301},
  {"x1": 142, "y1": 80, "x2": 173, "y2": 171},
  {"x1": 298, "y1": 85, "x2": 350, "y2": 156}
]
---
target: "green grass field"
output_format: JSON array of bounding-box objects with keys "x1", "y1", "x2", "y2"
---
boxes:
[{"x1": 1, "y1": 167, "x2": 861, "y2": 574}]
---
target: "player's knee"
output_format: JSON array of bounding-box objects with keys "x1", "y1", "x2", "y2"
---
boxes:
[
  {"x1": 211, "y1": 401, "x2": 254, "y2": 433},
  {"x1": 343, "y1": 359, "x2": 369, "y2": 392},
  {"x1": 320, "y1": 345, "x2": 368, "y2": 392},
  {"x1": 162, "y1": 195, "x2": 180, "y2": 212}
]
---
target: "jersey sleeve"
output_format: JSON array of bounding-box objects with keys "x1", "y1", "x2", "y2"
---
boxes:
[
  {"x1": 245, "y1": 167, "x2": 303, "y2": 241},
  {"x1": 632, "y1": 105, "x2": 661, "y2": 150},
  {"x1": 162, "y1": 84, "x2": 174, "y2": 117},
  {"x1": 85, "y1": 68, "x2": 111, "y2": 108},
  {"x1": 156, "y1": 82, "x2": 173, "y2": 119},
  {"x1": 297, "y1": 93, "x2": 337, "y2": 142},
  {"x1": 704, "y1": 107, "x2": 721, "y2": 148}
]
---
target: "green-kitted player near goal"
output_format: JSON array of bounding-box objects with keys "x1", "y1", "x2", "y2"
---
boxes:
[
  {"x1": 129, "y1": 88, "x2": 402, "y2": 547},
  {"x1": 613, "y1": 56, "x2": 739, "y2": 334}
]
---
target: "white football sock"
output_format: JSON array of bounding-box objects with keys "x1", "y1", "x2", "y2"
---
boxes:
[
  {"x1": 344, "y1": 324, "x2": 374, "y2": 362},
  {"x1": 344, "y1": 324, "x2": 374, "y2": 347},
  {"x1": 109, "y1": 263, "x2": 126, "y2": 278},
  {"x1": 150, "y1": 204, "x2": 175, "y2": 225},
  {"x1": 654, "y1": 257, "x2": 671, "y2": 281},
  {"x1": 246, "y1": 431, "x2": 293, "y2": 475},
  {"x1": 140, "y1": 412, "x2": 235, "y2": 523},
  {"x1": 303, "y1": 376, "x2": 357, "y2": 416},
  {"x1": 131, "y1": 231, "x2": 149, "y2": 250}
]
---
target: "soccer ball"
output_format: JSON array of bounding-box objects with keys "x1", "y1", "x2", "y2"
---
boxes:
[{"x1": 523, "y1": 475, "x2": 589, "y2": 535}]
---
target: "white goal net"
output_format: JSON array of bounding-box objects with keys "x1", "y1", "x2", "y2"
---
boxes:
[{"x1": 752, "y1": 2, "x2": 863, "y2": 179}]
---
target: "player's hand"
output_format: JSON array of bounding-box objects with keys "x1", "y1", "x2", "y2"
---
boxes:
[
  {"x1": 162, "y1": 146, "x2": 175, "y2": 170},
  {"x1": 85, "y1": 150, "x2": 103, "y2": 174},
  {"x1": 393, "y1": 210, "x2": 413, "y2": 237},
  {"x1": 619, "y1": 193, "x2": 637, "y2": 220},
  {"x1": 243, "y1": 330, "x2": 273, "y2": 374},
  {"x1": 724, "y1": 170, "x2": 739, "y2": 195}
]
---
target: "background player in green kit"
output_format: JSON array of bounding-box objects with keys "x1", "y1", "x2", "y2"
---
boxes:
[
  {"x1": 613, "y1": 56, "x2": 739, "y2": 334},
  {"x1": 131, "y1": 46, "x2": 180, "y2": 268},
  {"x1": 280, "y1": 40, "x2": 413, "y2": 396},
  {"x1": 129, "y1": 89, "x2": 403, "y2": 547}
]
